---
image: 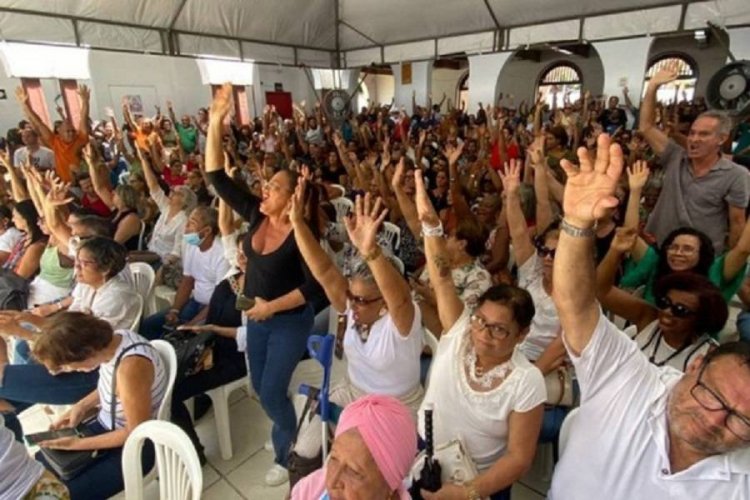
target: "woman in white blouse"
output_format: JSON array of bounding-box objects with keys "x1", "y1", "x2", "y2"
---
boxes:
[
  {"x1": 414, "y1": 171, "x2": 545, "y2": 500},
  {"x1": 130, "y1": 148, "x2": 196, "y2": 264},
  {"x1": 287, "y1": 181, "x2": 424, "y2": 487}
]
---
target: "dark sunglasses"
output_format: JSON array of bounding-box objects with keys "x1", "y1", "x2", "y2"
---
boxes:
[
  {"x1": 346, "y1": 289, "x2": 382, "y2": 306},
  {"x1": 536, "y1": 243, "x2": 556, "y2": 259},
  {"x1": 655, "y1": 295, "x2": 696, "y2": 318}
]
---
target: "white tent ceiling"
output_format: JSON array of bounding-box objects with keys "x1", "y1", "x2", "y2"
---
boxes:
[{"x1": 0, "y1": 0, "x2": 748, "y2": 65}]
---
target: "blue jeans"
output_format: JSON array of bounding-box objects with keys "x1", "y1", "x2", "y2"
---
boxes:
[
  {"x1": 36, "y1": 419, "x2": 155, "y2": 500},
  {"x1": 738, "y1": 311, "x2": 750, "y2": 342},
  {"x1": 246, "y1": 305, "x2": 314, "y2": 467},
  {"x1": 0, "y1": 361, "x2": 98, "y2": 442},
  {"x1": 139, "y1": 297, "x2": 203, "y2": 340}
]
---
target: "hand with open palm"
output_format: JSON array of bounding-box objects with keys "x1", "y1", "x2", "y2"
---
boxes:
[
  {"x1": 414, "y1": 170, "x2": 440, "y2": 228},
  {"x1": 344, "y1": 193, "x2": 388, "y2": 257},
  {"x1": 559, "y1": 134, "x2": 624, "y2": 227},
  {"x1": 289, "y1": 177, "x2": 307, "y2": 227},
  {"x1": 499, "y1": 159, "x2": 522, "y2": 196},
  {"x1": 627, "y1": 160, "x2": 650, "y2": 191},
  {"x1": 209, "y1": 82, "x2": 233, "y2": 122}
]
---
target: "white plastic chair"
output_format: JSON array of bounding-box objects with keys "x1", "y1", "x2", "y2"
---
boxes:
[
  {"x1": 129, "y1": 295, "x2": 144, "y2": 332},
  {"x1": 330, "y1": 197, "x2": 353, "y2": 223},
  {"x1": 128, "y1": 262, "x2": 156, "y2": 316},
  {"x1": 381, "y1": 221, "x2": 401, "y2": 252},
  {"x1": 390, "y1": 255, "x2": 405, "y2": 275},
  {"x1": 558, "y1": 407, "x2": 580, "y2": 458},
  {"x1": 205, "y1": 375, "x2": 252, "y2": 460},
  {"x1": 329, "y1": 184, "x2": 346, "y2": 199},
  {"x1": 122, "y1": 420, "x2": 203, "y2": 500}
]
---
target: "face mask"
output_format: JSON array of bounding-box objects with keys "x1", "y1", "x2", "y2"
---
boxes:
[{"x1": 183, "y1": 232, "x2": 202, "y2": 246}]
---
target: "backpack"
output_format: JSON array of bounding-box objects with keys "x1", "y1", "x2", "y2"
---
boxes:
[{"x1": 0, "y1": 269, "x2": 29, "y2": 310}]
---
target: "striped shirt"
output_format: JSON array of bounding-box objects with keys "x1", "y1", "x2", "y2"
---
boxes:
[{"x1": 97, "y1": 330, "x2": 168, "y2": 430}]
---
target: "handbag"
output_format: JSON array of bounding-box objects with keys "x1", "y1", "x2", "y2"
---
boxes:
[
  {"x1": 409, "y1": 438, "x2": 483, "y2": 497},
  {"x1": 544, "y1": 366, "x2": 577, "y2": 407},
  {"x1": 41, "y1": 342, "x2": 152, "y2": 480},
  {"x1": 162, "y1": 328, "x2": 215, "y2": 379}
]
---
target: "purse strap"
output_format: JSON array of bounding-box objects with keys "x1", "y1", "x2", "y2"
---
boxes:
[{"x1": 109, "y1": 341, "x2": 153, "y2": 430}]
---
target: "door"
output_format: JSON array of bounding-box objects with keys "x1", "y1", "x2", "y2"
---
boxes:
[{"x1": 264, "y1": 91, "x2": 293, "y2": 120}]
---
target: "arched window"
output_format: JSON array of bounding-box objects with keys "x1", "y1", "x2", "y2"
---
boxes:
[
  {"x1": 644, "y1": 55, "x2": 697, "y2": 104},
  {"x1": 537, "y1": 63, "x2": 582, "y2": 108},
  {"x1": 457, "y1": 71, "x2": 469, "y2": 109}
]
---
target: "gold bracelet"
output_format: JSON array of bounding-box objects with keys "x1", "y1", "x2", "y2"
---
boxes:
[
  {"x1": 362, "y1": 246, "x2": 382, "y2": 263},
  {"x1": 464, "y1": 480, "x2": 481, "y2": 500}
]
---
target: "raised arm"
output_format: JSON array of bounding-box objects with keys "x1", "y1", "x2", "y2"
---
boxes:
[
  {"x1": 529, "y1": 140, "x2": 553, "y2": 233},
  {"x1": 415, "y1": 170, "x2": 465, "y2": 331},
  {"x1": 290, "y1": 178, "x2": 348, "y2": 311},
  {"x1": 639, "y1": 64, "x2": 678, "y2": 156},
  {"x1": 77, "y1": 85, "x2": 91, "y2": 136},
  {"x1": 553, "y1": 134, "x2": 624, "y2": 355},
  {"x1": 0, "y1": 151, "x2": 29, "y2": 202},
  {"x1": 623, "y1": 160, "x2": 650, "y2": 261},
  {"x1": 84, "y1": 147, "x2": 115, "y2": 209},
  {"x1": 136, "y1": 147, "x2": 160, "y2": 195},
  {"x1": 500, "y1": 159, "x2": 535, "y2": 267},
  {"x1": 390, "y1": 158, "x2": 421, "y2": 241},
  {"x1": 15, "y1": 87, "x2": 54, "y2": 145},
  {"x1": 345, "y1": 193, "x2": 415, "y2": 337}
]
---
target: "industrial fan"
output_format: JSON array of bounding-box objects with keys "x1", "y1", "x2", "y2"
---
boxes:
[{"x1": 706, "y1": 60, "x2": 750, "y2": 119}]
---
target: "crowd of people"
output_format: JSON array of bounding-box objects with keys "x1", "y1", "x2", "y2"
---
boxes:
[{"x1": 0, "y1": 57, "x2": 749, "y2": 500}]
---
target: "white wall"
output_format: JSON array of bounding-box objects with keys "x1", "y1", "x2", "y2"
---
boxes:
[
  {"x1": 431, "y1": 68, "x2": 465, "y2": 108},
  {"x1": 592, "y1": 38, "x2": 652, "y2": 102},
  {"x1": 391, "y1": 61, "x2": 431, "y2": 113},
  {"x1": 362, "y1": 73, "x2": 395, "y2": 107},
  {"x1": 467, "y1": 52, "x2": 511, "y2": 111},
  {"x1": 252, "y1": 65, "x2": 319, "y2": 115}
]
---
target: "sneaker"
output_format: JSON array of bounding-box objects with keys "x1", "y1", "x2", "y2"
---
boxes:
[
  {"x1": 264, "y1": 464, "x2": 289, "y2": 486},
  {"x1": 264, "y1": 438, "x2": 273, "y2": 452}
]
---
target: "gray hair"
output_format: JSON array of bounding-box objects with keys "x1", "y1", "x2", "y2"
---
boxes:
[
  {"x1": 174, "y1": 186, "x2": 197, "y2": 213},
  {"x1": 191, "y1": 205, "x2": 219, "y2": 235},
  {"x1": 697, "y1": 110, "x2": 734, "y2": 137},
  {"x1": 343, "y1": 245, "x2": 400, "y2": 284}
]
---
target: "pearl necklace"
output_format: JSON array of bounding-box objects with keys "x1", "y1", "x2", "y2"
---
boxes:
[{"x1": 464, "y1": 347, "x2": 513, "y2": 389}]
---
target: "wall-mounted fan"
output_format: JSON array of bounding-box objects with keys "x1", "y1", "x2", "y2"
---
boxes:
[{"x1": 707, "y1": 60, "x2": 750, "y2": 119}]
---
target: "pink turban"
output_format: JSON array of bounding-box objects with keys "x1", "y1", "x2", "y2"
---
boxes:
[{"x1": 335, "y1": 394, "x2": 417, "y2": 492}]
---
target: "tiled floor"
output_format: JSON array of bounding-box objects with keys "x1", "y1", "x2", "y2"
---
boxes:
[{"x1": 20, "y1": 357, "x2": 551, "y2": 499}]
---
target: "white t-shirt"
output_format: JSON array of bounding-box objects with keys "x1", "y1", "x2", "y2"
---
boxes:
[
  {"x1": 0, "y1": 227, "x2": 23, "y2": 253},
  {"x1": 182, "y1": 237, "x2": 231, "y2": 305},
  {"x1": 148, "y1": 188, "x2": 187, "y2": 259},
  {"x1": 517, "y1": 254, "x2": 560, "y2": 360},
  {"x1": 625, "y1": 321, "x2": 717, "y2": 372},
  {"x1": 344, "y1": 301, "x2": 423, "y2": 397},
  {"x1": 13, "y1": 146, "x2": 55, "y2": 170},
  {"x1": 420, "y1": 307, "x2": 546, "y2": 471},
  {"x1": 549, "y1": 313, "x2": 750, "y2": 499},
  {"x1": 69, "y1": 271, "x2": 141, "y2": 331}
]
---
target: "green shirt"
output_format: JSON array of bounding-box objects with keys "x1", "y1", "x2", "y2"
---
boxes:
[
  {"x1": 620, "y1": 245, "x2": 745, "y2": 304},
  {"x1": 175, "y1": 123, "x2": 197, "y2": 153}
]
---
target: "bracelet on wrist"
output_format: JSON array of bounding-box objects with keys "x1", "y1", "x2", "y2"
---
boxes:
[
  {"x1": 421, "y1": 221, "x2": 444, "y2": 238},
  {"x1": 561, "y1": 218, "x2": 597, "y2": 238},
  {"x1": 464, "y1": 480, "x2": 481, "y2": 500},
  {"x1": 362, "y1": 246, "x2": 382, "y2": 263}
]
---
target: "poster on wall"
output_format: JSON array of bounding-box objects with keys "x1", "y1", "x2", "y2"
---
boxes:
[
  {"x1": 124, "y1": 95, "x2": 144, "y2": 114},
  {"x1": 401, "y1": 62, "x2": 412, "y2": 85},
  {"x1": 108, "y1": 85, "x2": 159, "y2": 119}
]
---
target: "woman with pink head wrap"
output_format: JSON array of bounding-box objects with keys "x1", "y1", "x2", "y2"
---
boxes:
[{"x1": 290, "y1": 394, "x2": 417, "y2": 500}]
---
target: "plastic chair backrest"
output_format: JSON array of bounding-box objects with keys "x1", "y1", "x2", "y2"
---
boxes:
[
  {"x1": 558, "y1": 407, "x2": 580, "y2": 458},
  {"x1": 329, "y1": 184, "x2": 346, "y2": 199},
  {"x1": 137, "y1": 220, "x2": 148, "y2": 251},
  {"x1": 128, "y1": 262, "x2": 156, "y2": 303},
  {"x1": 391, "y1": 256, "x2": 405, "y2": 275},
  {"x1": 122, "y1": 420, "x2": 203, "y2": 500},
  {"x1": 381, "y1": 221, "x2": 401, "y2": 252},
  {"x1": 151, "y1": 340, "x2": 178, "y2": 422},
  {"x1": 129, "y1": 295, "x2": 144, "y2": 332},
  {"x1": 331, "y1": 197, "x2": 354, "y2": 223}
]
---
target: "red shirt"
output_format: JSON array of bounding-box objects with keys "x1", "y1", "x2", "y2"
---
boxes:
[
  {"x1": 81, "y1": 194, "x2": 112, "y2": 218},
  {"x1": 490, "y1": 140, "x2": 520, "y2": 170},
  {"x1": 163, "y1": 170, "x2": 186, "y2": 187}
]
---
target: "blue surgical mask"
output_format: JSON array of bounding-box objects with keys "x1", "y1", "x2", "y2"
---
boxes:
[{"x1": 183, "y1": 232, "x2": 202, "y2": 246}]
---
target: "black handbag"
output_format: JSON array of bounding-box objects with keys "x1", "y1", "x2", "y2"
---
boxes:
[
  {"x1": 162, "y1": 328, "x2": 215, "y2": 380},
  {"x1": 41, "y1": 342, "x2": 152, "y2": 481}
]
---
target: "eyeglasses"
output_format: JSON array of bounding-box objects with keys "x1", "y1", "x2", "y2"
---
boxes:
[
  {"x1": 666, "y1": 244, "x2": 698, "y2": 255},
  {"x1": 470, "y1": 313, "x2": 513, "y2": 340},
  {"x1": 74, "y1": 258, "x2": 97, "y2": 269},
  {"x1": 346, "y1": 290, "x2": 383, "y2": 306},
  {"x1": 690, "y1": 363, "x2": 750, "y2": 441},
  {"x1": 535, "y1": 243, "x2": 556, "y2": 260},
  {"x1": 655, "y1": 295, "x2": 696, "y2": 318}
]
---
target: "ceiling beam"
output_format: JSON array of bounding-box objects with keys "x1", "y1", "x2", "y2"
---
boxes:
[
  {"x1": 339, "y1": 20, "x2": 381, "y2": 48},
  {"x1": 334, "y1": 0, "x2": 341, "y2": 68},
  {"x1": 168, "y1": 0, "x2": 189, "y2": 31},
  {"x1": 483, "y1": 0, "x2": 503, "y2": 32}
]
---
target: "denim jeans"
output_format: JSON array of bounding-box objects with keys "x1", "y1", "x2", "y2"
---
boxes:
[
  {"x1": 0, "y1": 362, "x2": 98, "y2": 442},
  {"x1": 246, "y1": 304, "x2": 314, "y2": 467},
  {"x1": 139, "y1": 297, "x2": 203, "y2": 340},
  {"x1": 36, "y1": 419, "x2": 155, "y2": 500},
  {"x1": 737, "y1": 310, "x2": 750, "y2": 342}
]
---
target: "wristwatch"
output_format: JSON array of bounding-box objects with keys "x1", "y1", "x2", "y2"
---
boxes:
[{"x1": 561, "y1": 218, "x2": 597, "y2": 238}]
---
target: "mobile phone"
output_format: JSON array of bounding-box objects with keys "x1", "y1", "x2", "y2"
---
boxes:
[
  {"x1": 25, "y1": 427, "x2": 80, "y2": 446},
  {"x1": 235, "y1": 294, "x2": 255, "y2": 311}
]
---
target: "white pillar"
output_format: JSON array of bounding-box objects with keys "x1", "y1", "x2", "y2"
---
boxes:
[
  {"x1": 592, "y1": 37, "x2": 653, "y2": 102},
  {"x1": 391, "y1": 61, "x2": 432, "y2": 113},
  {"x1": 728, "y1": 27, "x2": 750, "y2": 62},
  {"x1": 468, "y1": 52, "x2": 512, "y2": 112}
]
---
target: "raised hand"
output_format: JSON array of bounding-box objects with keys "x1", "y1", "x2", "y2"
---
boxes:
[
  {"x1": 650, "y1": 62, "x2": 679, "y2": 87},
  {"x1": 610, "y1": 227, "x2": 638, "y2": 254},
  {"x1": 414, "y1": 170, "x2": 440, "y2": 227},
  {"x1": 559, "y1": 134, "x2": 624, "y2": 226},
  {"x1": 77, "y1": 84, "x2": 90, "y2": 103},
  {"x1": 289, "y1": 177, "x2": 307, "y2": 226},
  {"x1": 444, "y1": 141, "x2": 465, "y2": 166},
  {"x1": 499, "y1": 159, "x2": 522, "y2": 195},
  {"x1": 209, "y1": 82, "x2": 234, "y2": 122},
  {"x1": 344, "y1": 192, "x2": 388, "y2": 256},
  {"x1": 391, "y1": 157, "x2": 405, "y2": 190},
  {"x1": 627, "y1": 160, "x2": 650, "y2": 191},
  {"x1": 15, "y1": 86, "x2": 29, "y2": 104}
]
